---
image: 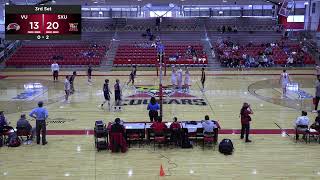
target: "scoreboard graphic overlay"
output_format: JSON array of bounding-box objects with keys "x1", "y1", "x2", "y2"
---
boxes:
[{"x1": 5, "y1": 5, "x2": 81, "y2": 40}]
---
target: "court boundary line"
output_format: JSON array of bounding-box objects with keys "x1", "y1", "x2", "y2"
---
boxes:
[{"x1": 1, "y1": 73, "x2": 315, "y2": 78}]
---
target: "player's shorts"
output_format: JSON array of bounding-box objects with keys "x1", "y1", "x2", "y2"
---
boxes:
[
  {"x1": 104, "y1": 92, "x2": 110, "y2": 101},
  {"x1": 53, "y1": 71, "x2": 58, "y2": 77},
  {"x1": 115, "y1": 91, "x2": 121, "y2": 101}
]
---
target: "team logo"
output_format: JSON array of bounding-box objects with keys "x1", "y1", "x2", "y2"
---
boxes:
[
  {"x1": 128, "y1": 85, "x2": 195, "y2": 98},
  {"x1": 69, "y1": 23, "x2": 78, "y2": 32},
  {"x1": 6, "y1": 23, "x2": 20, "y2": 31},
  {"x1": 122, "y1": 85, "x2": 206, "y2": 106}
]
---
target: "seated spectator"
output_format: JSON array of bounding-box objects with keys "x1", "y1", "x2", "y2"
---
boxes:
[
  {"x1": 151, "y1": 116, "x2": 167, "y2": 135},
  {"x1": 201, "y1": 115, "x2": 217, "y2": 134},
  {"x1": 264, "y1": 46, "x2": 272, "y2": 55},
  {"x1": 222, "y1": 26, "x2": 226, "y2": 33},
  {"x1": 294, "y1": 111, "x2": 309, "y2": 140},
  {"x1": 170, "y1": 117, "x2": 181, "y2": 146},
  {"x1": 16, "y1": 114, "x2": 34, "y2": 139},
  {"x1": 310, "y1": 110, "x2": 320, "y2": 132},
  {"x1": 227, "y1": 26, "x2": 232, "y2": 32},
  {"x1": 110, "y1": 118, "x2": 125, "y2": 134},
  {"x1": 170, "y1": 117, "x2": 181, "y2": 129},
  {"x1": 0, "y1": 111, "x2": 9, "y2": 128},
  {"x1": 286, "y1": 55, "x2": 294, "y2": 67},
  {"x1": 0, "y1": 111, "x2": 13, "y2": 138},
  {"x1": 302, "y1": 46, "x2": 308, "y2": 53},
  {"x1": 233, "y1": 25, "x2": 238, "y2": 33},
  {"x1": 109, "y1": 118, "x2": 127, "y2": 153}
]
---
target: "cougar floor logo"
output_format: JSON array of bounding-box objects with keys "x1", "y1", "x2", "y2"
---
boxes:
[{"x1": 123, "y1": 85, "x2": 207, "y2": 106}]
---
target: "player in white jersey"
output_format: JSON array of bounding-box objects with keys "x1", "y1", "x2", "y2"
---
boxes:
[
  {"x1": 64, "y1": 76, "x2": 70, "y2": 102},
  {"x1": 177, "y1": 67, "x2": 183, "y2": 91},
  {"x1": 171, "y1": 67, "x2": 177, "y2": 89},
  {"x1": 184, "y1": 67, "x2": 190, "y2": 92},
  {"x1": 279, "y1": 69, "x2": 291, "y2": 98}
]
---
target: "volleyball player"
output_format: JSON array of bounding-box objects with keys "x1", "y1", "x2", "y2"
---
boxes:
[
  {"x1": 177, "y1": 67, "x2": 183, "y2": 91},
  {"x1": 171, "y1": 67, "x2": 177, "y2": 90},
  {"x1": 127, "y1": 66, "x2": 136, "y2": 86},
  {"x1": 279, "y1": 69, "x2": 291, "y2": 98},
  {"x1": 64, "y1": 76, "x2": 70, "y2": 103},
  {"x1": 87, "y1": 65, "x2": 92, "y2": 83},
  {"x1": 101, "y1": 79, "x2": 112, "y2": 110},
  {"x1": 184, "y1": 67, "x2": 190, "y2": 92},
  {"x1": 114, "y1": 79, "x2": 122, "y2": 111},
  {"x1": 69, "y1": 71, "x2": 77, "y2": 94}
]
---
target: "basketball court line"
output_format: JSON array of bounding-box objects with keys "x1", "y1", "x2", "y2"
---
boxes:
[{"x1": 44, "y1": 129, "x2": 296, "y2": 135}]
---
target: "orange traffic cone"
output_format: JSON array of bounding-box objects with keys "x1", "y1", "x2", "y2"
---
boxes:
[{"x1": 159, "y1": 164, "x2": 165, "y2": 177}]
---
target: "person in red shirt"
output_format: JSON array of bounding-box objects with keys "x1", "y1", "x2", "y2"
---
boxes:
[
  {"x1": 151, "y1": 116, "x2": 167, "y2": 135},
  {"x1": 170, "y1": 117, "x2": 181, "y2": 129},
  {"x1": 240, "y1": 102, "x2": 253, "y2": 143},
  {"x1": 169, "y1": 117, "x2": 181, "y2": 146}
]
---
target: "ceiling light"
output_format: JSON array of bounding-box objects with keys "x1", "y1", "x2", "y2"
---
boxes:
[
  {"x1": 248, "y1": 5, "x2": 252, "y2": 8},
  {"x1": 304, "y1": 2, "x2": 309, "y2": 5},
  {"x1": 223, "y1": 0, "x2": 227, "y2": 3}
]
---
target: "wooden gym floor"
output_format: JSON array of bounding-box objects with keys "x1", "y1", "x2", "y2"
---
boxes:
[{"x1": 0, "y1": 69, "x2": 320, "y2": 179}]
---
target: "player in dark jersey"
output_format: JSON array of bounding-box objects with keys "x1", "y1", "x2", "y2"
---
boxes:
[
  {"x1": 127, "y1": 66, "x2": 137, "y2": 86},
  {"x1": 101, "y1": 79, "x2": 112, "y2": 110},
  {"x1": 87, "y1": 65, "x2": 92, "y2": 83},
  {"x1": 69, "y1": 71, "x2": 77, "y2": 94},
  {"x1": 201, "y1": 68, "x2": 206, "y2": 91},
  {"x1": 114, "y1": 79, "x2": 122, "y2": 111}
]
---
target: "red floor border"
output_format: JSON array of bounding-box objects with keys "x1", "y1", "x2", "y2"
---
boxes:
[{"x1": 46, "y1": 129, "x2": 295, "y2": 135}]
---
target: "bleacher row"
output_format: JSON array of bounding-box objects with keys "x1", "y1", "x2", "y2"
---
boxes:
[
  {"x1": 82, "y1": 17, "x2": 277, "y2": 32},
  {"x1": 215, "y1": 43, "x2": 315, "y2": 65},
  {"x1": 114, "y1": 43, "x2": 208, "y2": 66},
  {"x1": 5, "y1": 45, "x2": 106, "y2": 67}
]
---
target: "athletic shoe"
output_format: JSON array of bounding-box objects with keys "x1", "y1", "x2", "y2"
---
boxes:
[
  {"x1": 245, "y1": 140, "x2": 252, "y2": 143},
  {"x1": 312, "y1": 110, "x2": 317, "y2": 113}
]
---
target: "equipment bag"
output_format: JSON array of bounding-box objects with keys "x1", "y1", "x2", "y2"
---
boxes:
[
  {"x1": 96, "y1": 141, "x2": 108, "y2": 151},
  {"x1": 8, "y1": 132, "x2": 21, "y2": 147},
  {"x1": 219, "y1": 139, "x2": 234, "y2": 155}
]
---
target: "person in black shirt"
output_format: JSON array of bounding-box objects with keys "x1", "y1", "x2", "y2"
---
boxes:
[
  {"x1": 127, "y1": 66, "x2": 137, "y2": 86},
  {"x1": 114, "y1": 79, "x2": 122, "y2": 110},
  {"x1": 69, "y1": 71, "x2": 77, "y2": 94},
  {"x1": 110, "y1": 118, "x2": 125, "y2": 134},
  {"x1": 201, "y1": 68, "x2": 206, "y2": 90},
  {"x1": 87, "y1": 65, "x2": 92, "y2": 83},
  {"x1": 101, "y1": 79, "x2": 112, "y2": 110}
]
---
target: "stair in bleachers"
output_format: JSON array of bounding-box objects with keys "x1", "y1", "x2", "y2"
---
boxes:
[
  {"x1": 201, "y1": 40, "x2": 221, "y2": 70},
  {"x1": 100, "y1": 40, "x2": 120, "y2": 71}
]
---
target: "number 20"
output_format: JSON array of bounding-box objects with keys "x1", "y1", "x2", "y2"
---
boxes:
[{"x1": 47, "y1": 22, "x2": 59, "y2": 29}]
